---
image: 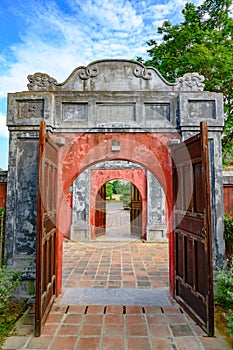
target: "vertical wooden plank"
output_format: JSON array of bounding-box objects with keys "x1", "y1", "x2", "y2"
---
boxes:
[
  {"x1": 35, "y1": 121, "x2": 58, "y2": 337},
  {"x1": 172, "y1": 121, "x2": 214, "y2": 336}
]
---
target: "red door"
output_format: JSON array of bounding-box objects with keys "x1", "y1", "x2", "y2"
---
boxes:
[
  {"x1": 35, "y1": 121, "x2": 58, "y2": 336},
  {"x1": 130, "y1": 184, "x2": 142, "y2": 236},
  {"x1": 172, "y1": 121, "x2": 214, "y2": 336},
  {"x1": 95, "y1": 184, "x2": 106, "y2": 237}
]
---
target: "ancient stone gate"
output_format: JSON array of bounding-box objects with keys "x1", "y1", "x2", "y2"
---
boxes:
[{"x1": 5, "y1": 60, "x2": 224, "y2": 325}]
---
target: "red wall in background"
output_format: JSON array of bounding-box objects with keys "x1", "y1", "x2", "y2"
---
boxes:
[
  {"x1": 224, "y1": 184, "x2": 233, "y2": 215},
  {"x1": 0, "y1": 183, "x2": 7, "y2": 210},
  {"x1": 90, "y1": 168, "x2": 147, "y2": 239}
]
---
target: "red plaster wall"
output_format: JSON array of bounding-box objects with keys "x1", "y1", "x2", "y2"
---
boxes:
[
  {"x1": 53, "y1": 132, "x2": 178, "y2": 296},
  {"x1": 90, "y1": 168, "x2": 147, "y2": 239},
  {"x1": 0, "y1": 183, "x2": 7, "y2": 210},
  {"x1": 224, "y1": 184, "x2": 233, "y2": 215}
]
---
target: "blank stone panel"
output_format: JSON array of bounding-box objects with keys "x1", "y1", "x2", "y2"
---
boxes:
[
  {"x1": 144, "y1": 103, "x2": 170, "y2": 121},
  {"x1": 188, "y1": 100, "x2": 216, "y2": 119},
  {"x1": 62, "y1": 103, "x2": 88, "y2": 122},
  {"x1": 96, "y1": 103, "x2": 136, "y2": 123}
]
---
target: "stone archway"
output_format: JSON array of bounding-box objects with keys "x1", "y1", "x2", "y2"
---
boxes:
[
  {"x1": 54, "y1": 132, "x2": 177, "y2": 296},
  {"x1": 5, "y1": 59, "x2": 225, "y2": 313},
  {"x1": 90, "y1": 168, "x2": 147, "y2": 240}
]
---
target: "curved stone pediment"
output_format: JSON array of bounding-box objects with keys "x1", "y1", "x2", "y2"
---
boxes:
[{"x1": 27, "y1": 59, "x2": 204, "y2": 92}]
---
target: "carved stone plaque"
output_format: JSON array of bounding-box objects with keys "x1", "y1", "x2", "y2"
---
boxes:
[
  {"x1": 96, "y1": 103, "x2": 136, "y2": 123},
  {"x1": 188, "y1": 100, "x2": 216, "y2": 119},
  {"x1": 144, "y1": 103, "x2": 170, "y2": 121},
  {"x1": 62, "y1": 103, "x2": 88, "y2": 121},
  {"x1": 17, "y1": 100, "x2": 44, "y2": 119}
]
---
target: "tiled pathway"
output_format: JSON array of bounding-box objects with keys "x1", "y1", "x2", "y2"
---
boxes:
[
  {"x1": 2, "y1": 241, "x2": 231, "y2": 349},
  {"x1": 62, "y1": 240, "x2": 169, "y2": 289}
]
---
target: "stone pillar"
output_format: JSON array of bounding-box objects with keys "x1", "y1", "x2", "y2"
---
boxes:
[
  {"x1": 5, "y1": 130, "x2": 39, "y2": 299},
  {"x1": 70, "y1": 169, "x2": 90, "y2": 241},
  {"x1": 146, "y1": 170, "x2": 167, "y2": 242}
]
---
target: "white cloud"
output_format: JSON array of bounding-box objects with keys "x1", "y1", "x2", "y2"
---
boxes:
[
  {"x1": 0, "y1": 0, "x2": 204, "y2": 97},
  {"x1": 0, "y1": 113, "x2": 8, "y2": 138}
]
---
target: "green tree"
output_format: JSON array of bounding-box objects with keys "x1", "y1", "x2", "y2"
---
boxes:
[
  {"x1": 112, "y1": 180, "x2": 121, "y2": 194},
  {"x1": 106, "y1": 182, "x2": 113, "y2": 200},
  {"x1": 138, "y1": 0, "x2": 233, "y2": 165},
  {"x1": 119, "y1": 182, "x2": 131, "y2": 206}
]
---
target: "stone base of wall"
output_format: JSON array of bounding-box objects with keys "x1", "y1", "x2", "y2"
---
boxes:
[
  {"x1": 70, "y1": 223, "x2": 90, "y2": 241},
  {"x1": 146, "y1": 224, "x2": 168, "y2": 242}
]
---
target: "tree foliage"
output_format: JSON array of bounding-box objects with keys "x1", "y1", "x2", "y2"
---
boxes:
[
  {"x1": 139, "y1": 0, "x2": 233, "y2": 165},
  {"x1": 106, "y1": 182, "x2": 113, "y2": 200}
]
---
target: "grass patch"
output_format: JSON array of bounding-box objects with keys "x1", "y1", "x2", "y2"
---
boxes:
[
  {"x1": 0, "y1": 300, "x2": 27, "y2": 347},
  {"x1": 215, "y1": 303, "x2": 233, "y2": 347}
]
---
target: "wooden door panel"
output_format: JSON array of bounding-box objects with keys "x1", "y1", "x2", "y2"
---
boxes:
[
  {"x1": 130, "y1": 184, "x2": 142, "y2": 236},
  {"x1": 35, "y1": 121, "x2": 58, "y2": 337},
  {"x1": 95, "y1": 185, "x2": 106, "y2": 237},
  {"x1": 172, "y1": 121, "x2": 214, "y2": 336}
]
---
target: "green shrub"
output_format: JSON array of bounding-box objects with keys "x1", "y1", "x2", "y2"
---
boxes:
[
  {"x1": 0, "y1": 267, "x2": 21, "y2": 313},
  {"x1": 224, "y1": 214, "x2": 233, "y2": 244},
  {"x1": 215, "y1": 259, "x2": 233, "y2": 309},
  {"x1": 215, "y1": 259, "x2": 233, "y2": 336},
  {"x1": 225, "y1": 310, "x2": 233, "y2": 337}
]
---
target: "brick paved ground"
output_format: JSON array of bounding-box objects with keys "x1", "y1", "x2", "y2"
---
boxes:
[
  {"x1": 62, "y1": 241, "x2": 169, "y2": 289},
  {"x1": 2, "y1": 241, "x2": 231, "y2": 349}
]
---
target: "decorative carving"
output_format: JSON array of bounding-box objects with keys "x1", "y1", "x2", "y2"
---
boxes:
[
  {"x1": 27, "y1": 72, "x2": 58, "y2": 91},
  {"x1": 18, "y1": 100, "x2": 44, "y2": 119},
  {"x1": 133, "y1": 67, "x2": 153, "y2": 80},
  {"x1": 176, "y1": 72, "x2": 205, "y2": 91},
  {"x1": 78, "y1": 67, "x2": 98, "y2": 80}
]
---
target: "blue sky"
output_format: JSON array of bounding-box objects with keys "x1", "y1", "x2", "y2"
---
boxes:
[{"x1": 0, "y1": 0, "x2": 203, "y2": 169}]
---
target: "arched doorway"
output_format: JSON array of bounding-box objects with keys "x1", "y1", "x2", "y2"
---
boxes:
[
  {"x1": 56, "y1": 132, "x2": 175, "y2": 301},
  {"x1": 5, "y1": 60, "x2": 221, "y2": 336},
  {"x1": 93, "y1": 181, "x2": 144, "y2": 241}
]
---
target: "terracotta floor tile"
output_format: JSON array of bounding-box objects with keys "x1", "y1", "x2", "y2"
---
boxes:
[
  {"x1": 151, "y1": 337, "x2": 175, "y2": 350},
  {"x1": 165, "y1": 314, "x2": 187, "y2": 324},
  {"x1": 81, "y1": 324, "x2": 102, "y2": 336},
  {"x1": 58, "y1": 324, "x2": 80, "y2": 336},
  {"x1": 147, "y1": 315, "x2": 167, "y2": 324},
  {"x1": 41, "y1": 323, "x2": 58, "y2": 336},
  {"x1": 126, "y1": 306, "x2": 143, "y2": 314},
  {"x1": 162, "y1": 306, "x2": 182, "y2": 314},
  {"x1": 143, "y1": 306, "x2": 163, "y2": 315},
  {"x1": 148, "y1": 324, "x2": 171, "y2": 337},
  {"x1": 104, "y1": 324, "x2": 124, "y2": 336},
  {"x1": 63, "y1": 314, "x2": 83, "y2": 324},
  {"x1": 127, "y1": 324, "x2": 148, "y2": 336},
  {"x1": 126, "y1": 314, "x2": 146, "y2": 324},
  {"x1": 76, "y1": 337, "x2": 100, "y2": 350},
  {"x1": 46, "y1": 313, "x2": 64, "y2": 323},
  {"x1": 52, "y1": 304, "x2": 68, "y2": 313},
  {"x1": 105, "y1": 315, "x2": 125, "y2": 325},
  {"x1": 50, "y1": 336, "x2": 77, "y2": 350},
  {"x1": 84, "y1": 315, "x2": 103, "y2": 324},
  {"x1": 68, "y1": 305, "x2": 86, "y2": 314},
  {"x1": 86, "y1": 305, "x2": 105, "y2": 314},
  {"x1": 102, "y1": 336, "x2": 124, "y2": 350},
  {"x1": 127, "y1": 337, "x2": 152, "y2": 350},
  {"x1": 105, "y1": 305, "x2": 124, "y2": 314}
]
